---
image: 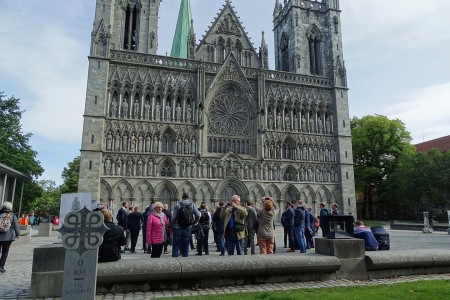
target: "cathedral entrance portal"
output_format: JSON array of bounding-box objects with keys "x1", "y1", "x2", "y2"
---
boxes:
[
  {"x1": 159, "y1": 187, "x2": 176, "y2": 211},
  {"x1": 220, "y1": 186, "x2": 238, "y2": 203}
]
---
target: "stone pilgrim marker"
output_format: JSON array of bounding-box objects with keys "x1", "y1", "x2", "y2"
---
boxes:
[
  {"x1": 422, "y1": 211, "x2": 433, "y2": 233},
  {"x1": 58, "y1": 207, "x2": 108, "y2": 299}
]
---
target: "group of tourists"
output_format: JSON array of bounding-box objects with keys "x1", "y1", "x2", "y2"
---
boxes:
[{"x1": 97, "y1": 194, "x2": 350, "y2": 263}]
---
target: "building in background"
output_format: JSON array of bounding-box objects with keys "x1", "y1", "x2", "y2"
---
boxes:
[
  {"x1": 415, "y1": 135, "x2": 450, "y2": 152},
  {"x1": 78, "y1": 0, "x2": 356, "y2": 216}
]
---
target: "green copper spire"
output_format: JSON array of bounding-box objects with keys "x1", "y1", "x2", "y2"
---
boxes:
[{"x1": 170, "y1": 0, "x2": 193, "y2": 58}]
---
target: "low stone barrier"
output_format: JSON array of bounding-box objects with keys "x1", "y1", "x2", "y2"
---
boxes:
[
  {"x1": 30, "y1": 242, "x2": 450, "y2": 298},
  {"x1": 16, "y1": 225, "x2": 31, "y2": 244},
  {"x1": 365, "y1": 250, "x2": 450, "y2": 279},
  {"x1": 96, "y1": 255, "x2": 340, "y2": 293}
]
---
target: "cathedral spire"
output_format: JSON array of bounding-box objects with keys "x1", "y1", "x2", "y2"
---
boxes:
[
  {"x1": 274, "y1": 0, "x2": 283, "y2": 16},
  {"x1": 171, "y1": 0, "x2": 193, "y2": 58},
  {"x1": 259, "y1": 31, "x2": 269, "y2": 69}
]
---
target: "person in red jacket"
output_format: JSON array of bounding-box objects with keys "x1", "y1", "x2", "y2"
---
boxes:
[{"x1": 146, "y1": 202, "x2": 169, "y2": 258}]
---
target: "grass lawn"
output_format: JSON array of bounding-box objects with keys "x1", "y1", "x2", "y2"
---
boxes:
[{"x1": 187, "y1": 280, "x2": 450, "y2": 300}]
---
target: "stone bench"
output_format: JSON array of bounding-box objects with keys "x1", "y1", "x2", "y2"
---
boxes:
[
  {"x1": 96, "y1": 254, "x2": 341, "y2": 293},
  {"x1": 365, "y1": 250, "x2": 450, "y2": 279},
  {"x1": 30, "y1": 242, "x2": 450, "y2": 298}
]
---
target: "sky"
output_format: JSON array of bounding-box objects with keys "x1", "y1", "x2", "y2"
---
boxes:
[{"x1": 1, "y1": 0, "x2": 449, "y2": 185}]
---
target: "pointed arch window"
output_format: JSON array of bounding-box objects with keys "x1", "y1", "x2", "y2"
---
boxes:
[
  {"x1": 161, "y1": 159, "x2": 175, "y2": 177},
  {"x1": 220, "y1": 186, "x2": 238, "y2": 202},
  {"x1": 235, "y1": 40, "x2": 243, "y2": 65},
  {"x1": 280, "y1": 33, "x2": 289, "y2": 72},
  {"x1": 307, "y1": 25, "x2": 323, "y2": 75},
  {"x1": 162, "y1": 130, "x2": 175, "y2": 153},
  {"x1": 217, "y1": 37, "x2": 225, "y2": 63},
  {"x1": 123, "y1": 2, "x2": 141, "y2": 51}
]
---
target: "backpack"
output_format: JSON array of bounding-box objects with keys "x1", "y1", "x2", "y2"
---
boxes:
[
  {"x1": 281, "y1": 212, "x2": 287, "y2": 227},
  {"x1": 199, "y1": 209, "x2": 209, "y2": 226},
  {"x1": 177, "y1": 202, "x2": 194, "y2": 227},
  {"x1": 0, "y1": 212, "x2": 13, "y2": 233}
]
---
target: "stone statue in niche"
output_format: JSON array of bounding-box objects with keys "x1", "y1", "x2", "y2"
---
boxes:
[
  {"x1": 148, "y1": 159, "x2": 154, "y2": 176},
  {"x1": 191, "y1": 138, "x2": 196, "y2": 154},
  {"x1": 152, "y1": 136, "x2": 158, "y2": 153},
  {"x1": 144, "y1": 101, "x2": 151, "y2": 120},
  {"x1": 126, "y1": 160, "x2": 133, "y2": 176},
  {"x1": 110, "y1": 98, "x2": 118, "y2": 117},
  {"x1": 244, "y1": 164, "x2": 249, "y2": 179},
  {"x1": 176, "y1": 103, "x2": 182, "y2": 122},
  {"x1": 293, "y1": 115, "x2": 299, "y2": 131},
  {"x1": 116, "y1": 158, "x2": 122, "y2": 176},
  {"x1": 133, "y1": 101, "x2": 139, "y2": 119},
  {"x1": 309, "y1": 117, "x2": 315, "y2": 133},
  {"x1": 301, "y1": 116, "x2": 307, "y2": 132},
  {"x1": 115, "y1": 133, "x2": 121, "y2": 151},
  {"x1": 104, "y1": 157, "x2": 111, "y2": 175},
  {"x1": 177, "y1": 137, "x2": 182, "y2": 154},
  {"x1": 253, "y1": 165, "x2": 258, "y2": 180},
  {"x1": 122, "y1": 99, "x2": 129, "y2": 118},
  {"x1": 198, "y1": 107, "x2": 203, "y2": 124},
  {"x1": 138, "y1": 135, "x2": 143, "y2": 152},
  {"x1": 137, "y1": 159, "x2": 143, "y2": 176},
  {"x1": 181, "y1": 161, "x2": 187, "y2": 177},
  {"x1": 317, "y1": 117, "x2": 323, "y2": 134},
  {"x1": 202, "y1": 162, "x2": 208, "y2": 178},
  {"x1": 191, "y1": 161, "x2": 197, "y2": 178},
  {"x1": 284, "y1": 115, "x2": 290, "y2": 131},
  {"x1": 326, "y1": 118, "x2": 332, "y2": 134},
  {"x1": 130, "y1": 133, "x2": 137, "y2": 152},
  {"x1": 268, "y1": 114, "x2": 274, "y2": 130},
  {"x1": 165, "y1": 103, "x2": 171, "y2": 121},
  {"x1": 184, "y1": 138, "x2": 190, "y2": 154},
  {"x1": 145, "y1": 135, "x2": 151, "y2": 152},
  {"x1": 263, "y1": 165, "x2": 268, "y2": 180},
  {"x1": 154, "y1": 101, "x2": 161, "y2": 121},
  {"x1": 186, "y1": 105, "x2": 192, "y2": 123},
  {"x1": 106, "y1": 132, "x2": 113, "y2": 150},
  {"x1": 276, "y1": 113, "x2": 282, "y2": 130},
  {"x1": 122, "y1": 133, "x2": 129, "y2": 152}
]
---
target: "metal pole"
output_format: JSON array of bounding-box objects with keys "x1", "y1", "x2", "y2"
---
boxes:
[
  {"x1": 1, "y1": 174, "x2": 7, "y2": 205},
  {"x1": 18, "y1": 181, "x2": 25, "y2": 218},
  {"x1": 11, "y1": 177, "x2": 17, "y2": 208}
]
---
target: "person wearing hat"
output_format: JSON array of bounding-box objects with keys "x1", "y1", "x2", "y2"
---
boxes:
[{"x1": 0, "y1": 202, "x2": 20, "y2": 273}]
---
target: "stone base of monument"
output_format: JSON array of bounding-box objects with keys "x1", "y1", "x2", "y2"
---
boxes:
[
  {"x1": 315, "y1": 237, "x2": 368, "y2": 280},
  {"x1": 30, "y1": 244, "x2": 65, "y2": 299},
  {"x1": 38, "y1": 223, "x2": 56, "y2": 237}
]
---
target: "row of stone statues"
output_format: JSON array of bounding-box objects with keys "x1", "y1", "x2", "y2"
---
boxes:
[
  {"x1": 266, "y1": 114, "x2": 332, "y2": 134},
  {"x1": 103, "y1": 156, "x2": 339, "y2": 183},
  {"x1": 106, "y1": 131, "x2": 198, "y2": 155},
  {"x1": 109, "y1": 98, "x2": 196, "y2": 123},
  {"x1": 264, "y1": 143, "x2": 337, "y2": 162}
]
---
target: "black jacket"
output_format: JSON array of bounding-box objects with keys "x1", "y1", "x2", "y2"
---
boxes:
[
  {"x1": 98, "y1": 222, "x2": 125, "y2": 263},
  {"x1": 127, "y1": 211, "x2": 143, "y2": 231},
  {"x1": 212, "y1": 207, "x2": 224, "y2": 233},
  {"x1": 116, "y1": 207, "x2": 127, "y2": 228}
]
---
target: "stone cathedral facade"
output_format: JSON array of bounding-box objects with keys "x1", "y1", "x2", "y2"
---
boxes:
[{"x1": 78, "y1": 0, "x2": 356, "y2": 216}]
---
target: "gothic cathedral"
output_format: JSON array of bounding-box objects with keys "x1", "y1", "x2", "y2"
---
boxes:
[{"x1": 78, "y1": 0, "x2": 356, "y2": 216}]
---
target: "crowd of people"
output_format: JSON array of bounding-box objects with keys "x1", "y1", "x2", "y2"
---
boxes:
[{"x1": 95, "y1": 192, "x2": 380, "y2": 264}]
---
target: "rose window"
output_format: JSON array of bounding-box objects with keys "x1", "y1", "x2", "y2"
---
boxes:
[{"x1": 208, "y1": 90, "x2": 249, "y2": 136}]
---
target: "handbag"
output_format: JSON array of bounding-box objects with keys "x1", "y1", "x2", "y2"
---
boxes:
[
  {"x1": 234, "y1": 222, "x2": 245, "y2": 232},
  {"x1": 252, "y1": 211, "x2": 262, "y2": 232}
]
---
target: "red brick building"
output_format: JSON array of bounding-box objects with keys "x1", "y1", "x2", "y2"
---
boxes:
[{"x1": 414, "y1": 135, "x2": 450, "y2": 152}]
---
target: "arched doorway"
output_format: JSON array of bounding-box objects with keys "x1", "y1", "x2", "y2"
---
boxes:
[
  {"x1": 159, "y1": 187, "x2": 176, "y2": 211},
  {"x1": 220, "y1": 186, "x2": 238, "y2": 203}
]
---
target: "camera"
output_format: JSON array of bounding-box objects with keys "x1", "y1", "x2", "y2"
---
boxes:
[{"x1": 264, "y1": 197, "x2": 270, "y2": 200}]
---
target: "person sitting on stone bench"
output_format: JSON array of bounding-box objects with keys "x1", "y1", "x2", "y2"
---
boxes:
[
  {"x1": 98, "y1": 209, "x2": 126, "y2": 263},
  {"x1": 353, "y1": 220, "x2": 379, "y2": 251}
]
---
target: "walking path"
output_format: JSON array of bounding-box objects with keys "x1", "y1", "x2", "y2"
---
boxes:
[{"x1": 1, "y1": 226, "x2": 449, "y2": 299}]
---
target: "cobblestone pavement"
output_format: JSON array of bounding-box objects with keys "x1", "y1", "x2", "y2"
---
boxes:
[{"x1": 1, "y1": 226, "x2": 449, "y2": 299}]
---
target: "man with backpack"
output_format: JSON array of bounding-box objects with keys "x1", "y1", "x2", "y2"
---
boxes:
[
  {"x1": 0, "y1": 202, "x2": 20, "y2": 273},
  {"x1": 171, "y1": 192, "x2": 200, "y2": 257},
  {"x1": 196, "y1": 202, "x2": 211, "y2": 255},
  {"x1": 282, "y1": 202, "x2": 295, "y2": 252}
]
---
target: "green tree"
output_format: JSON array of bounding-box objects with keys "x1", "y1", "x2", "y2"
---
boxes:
[
  {"x1": 351, "y1": 115, "x2": 415, "y2": 219},
  {"x1": 29, "y1": 180, "x2": 61, "y2": 216},
  {"x1": 0, "y1": 92, "x2": 44, "y2": 213},
  {"x1": 0, "y1": 92, "x2": 43, "y2": 177},
  {"x1": 60, "y1": 156, "x2": 80, "y2": 194}
]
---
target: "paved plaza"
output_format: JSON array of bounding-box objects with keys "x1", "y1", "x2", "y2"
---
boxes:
[{"x1": 0, "y1": 226, "x2": 449, "y2": 299}]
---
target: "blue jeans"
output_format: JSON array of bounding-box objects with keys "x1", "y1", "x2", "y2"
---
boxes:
[
  {"x1": 225, "y1": 231, "x2": 244, "y2": 255},
  {"x1": 172, "y1": 227, "x2": 192, "y2": 257},
  {"x1": 294, "y1": 226, "x2": 307, "y2": 253},
  {"x1": 216, "y1": 231, "x2": 225, "y2": 255}
]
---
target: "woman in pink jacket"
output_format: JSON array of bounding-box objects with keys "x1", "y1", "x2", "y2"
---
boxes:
[{"x1": 146, "y1": 202, "x2": 169, "y2": 258}]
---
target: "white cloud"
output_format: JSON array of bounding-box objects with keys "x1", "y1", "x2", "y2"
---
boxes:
[
  {"x1": 385, "y1": 82, "x2": 450, "y2": 143},
  {"x1": 342, "y1": 0, "x2": 450, "y2": 49}
]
